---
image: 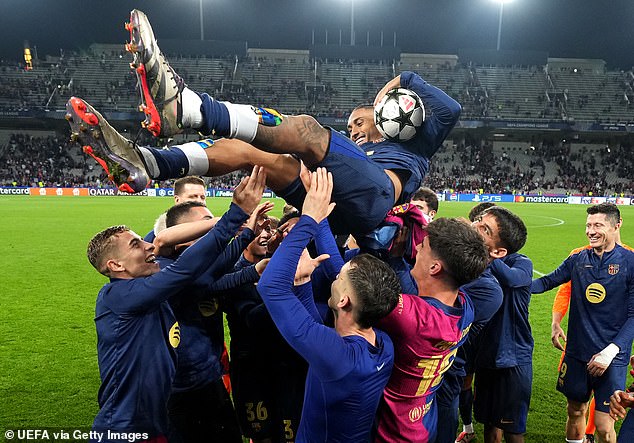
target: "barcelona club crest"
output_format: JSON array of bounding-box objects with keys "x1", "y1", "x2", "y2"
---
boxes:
[{"x1": 608, "y1": 264, "x2": 620, "y2": 275}]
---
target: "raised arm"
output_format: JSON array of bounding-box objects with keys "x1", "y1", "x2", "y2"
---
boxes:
[
  {"x1": 153, "y1": 217, "x2": 217, "y2": 257},
  {"x1": 490, "y1": 255, "x2": 533, "y2": 289},
  {"x1": 107, "y1": 166, "x2": 266, "y2": 313},
  {"x1": 531, "y1": 255, "x2": 574, "y2": 294},
  {"x1": 258, "y1": 169, "x2": 356, "y2": 380}
]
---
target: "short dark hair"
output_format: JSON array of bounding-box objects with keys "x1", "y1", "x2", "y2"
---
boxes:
[
  {"x1": 346, "y1": 254, "x2": 400, "y2": 329},
  {"x1": 87, "y1": 225, "x2": 130, "y2": 276},
  {"x1": 426, "y1": 218, "x2": 488, "y2": 288},
  {"x1": 279, "y1": 209, "x2": 301, "y2": 227},
  {"x1": 468, "y1": 202, "x2": 497, "y2": 222},
  {"x1": 166, "y1": 201, "x2": 207, "y2": 228},
  {"x1": 412, "y1": 187, "x2": 439, "y2": 213},
  {"x1": 351, "y1": 104, "x2": 374, "y2": 114},
  {"x1": 174, "y1": 176, "x2": 205, "y2": 195},
  {"x1": 282, "y1": 204, "x2": 298, "y2": 216},
  {"x1": 587, "y1": 202, "x2": 620, "y2": 226},
  {"x1": 482, "y1": 206, "x2": 527, "y2": 254}
]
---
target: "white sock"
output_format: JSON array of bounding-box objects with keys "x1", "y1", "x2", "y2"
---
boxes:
[
  {"x1": 178, "y1": 141, "x2": 210, "y2": 175},
  {"x1": 222, "y1": 102, "x2": 259, "y2": 143},
  {"x1": 565, "y1": 439, "x2": 583, "y2": 443},
  {"x1": 138, "y1": 147, "x2": 160, "y2": 178},
  {"x1": 463, "y1": 423, "x2": 474, "y2": 434},
  {"x1": 181, "y1": 87, "x2": 203, "y2": 128}
]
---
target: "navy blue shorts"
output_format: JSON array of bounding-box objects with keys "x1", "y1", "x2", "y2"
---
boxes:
[
  {"x1": 556, "y1": 354, "x2": 627, "y2": 413},
  {"x1": 315, "y1": 130, "x2": 395, "y2": 235},
  {"x1": 618, "y1": 409, "x2": 634, "y2": 443},
  {"x1": 231, "y1": 353, "x2": 305, "y2": 441},
  {"x1": 474, "y1": 365, "x2": 532, "y2": 434}
]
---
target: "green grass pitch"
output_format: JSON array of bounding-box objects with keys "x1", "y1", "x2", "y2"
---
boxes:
[{"x1": 1, "y1": 196, "x2": 633, "y2": 441}]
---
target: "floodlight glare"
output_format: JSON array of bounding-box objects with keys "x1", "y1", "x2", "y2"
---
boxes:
[{"x1": 491, "y1": 0, "x2": 514, "y2": 50}]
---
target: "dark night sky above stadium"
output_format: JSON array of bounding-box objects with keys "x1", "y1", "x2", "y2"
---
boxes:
[{"x1": 2, "y1": 0, "x2": 634, "y2": 68}]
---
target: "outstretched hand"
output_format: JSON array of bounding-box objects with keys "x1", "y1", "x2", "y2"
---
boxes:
[
  {"x1": 301, "y1": 167, "x2": 335, "y2": 224},
  {"x1": 232, "y1": 166, "x2": 267, "y2": 215},
  {"x1": 374, "y1": 74, "x2": 402, "y2": 107},
  {"x1": 246, "y1": 201, "x2": 275, "y2": 233},
  {"x1": 610, "y1": 390, "x2": 634, "y2": 420},
  {"x1": 294, "y1": 249, "x2": 330, "y2": 286}
]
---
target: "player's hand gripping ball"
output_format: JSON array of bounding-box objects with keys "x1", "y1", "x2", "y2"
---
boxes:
[{"x1": 374, "y1": 88, "x2": 425, "y2": 141}]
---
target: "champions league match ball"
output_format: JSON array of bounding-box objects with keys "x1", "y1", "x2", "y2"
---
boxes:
[{"x1": 374, "y1": 88, "x2": 425, "y2": 141}]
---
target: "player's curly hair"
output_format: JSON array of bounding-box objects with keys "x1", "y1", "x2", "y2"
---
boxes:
[
  {"x1": 347, "y1": 254, "x2": 400, "y2": 329},
  {"x1": 87, "y1": 225, "x2": 130, "y2": 276}
]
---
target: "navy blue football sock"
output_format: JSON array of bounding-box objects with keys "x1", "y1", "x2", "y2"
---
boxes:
[
  {"x1": 138, "y1": 146, "x2": 189, "y2": 180},
  {"x1": 199, "y1": 93, "x2": 231, "y2": 137},
  {"x1": 458, "y1": 388, "x2": 474, "y2": 426}
]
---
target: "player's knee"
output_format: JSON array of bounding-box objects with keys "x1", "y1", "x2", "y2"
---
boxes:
[
  {"x1": 594, "y1": 412, "x2": 616, "y2": 440},
  {"x1": 566, "y1": 401, "x2": 587, "y2": 418},
  {"x1": 285, "y1": 115, "x2": 329, "y2": 163}
]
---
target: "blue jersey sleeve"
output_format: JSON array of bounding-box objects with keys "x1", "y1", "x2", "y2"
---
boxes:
[
  {"x1": 190, "y1": 228, "x2": 255, "y2": 288},
  {"x1": 314, "y1": 219, "x2": 345, "y2": 280},
  {"x1": 294, "y1": 282, "x2": 324, "y2": 323},
  {"x1": 215, "y1": 228, "x2": 254, "y2": 274},
  {"x1": 400, "y1": 71, "x2": 461, "y2": 158},
  {"x1": 490, "y1": 254, "x2": 533, "y2": 289},
  {"x1": 461, "y1": 268, "x2": 503, "y2": 324},
  {"x1": 612, "y1": 256, "x2": 634, "y2": 352},
  {"x1": 387, "y1": 257, "x2": 418, "y2": 295},
  {"x1": 310, "y1": 219, "x2": 345, "y2": 321},
  {"x1": 258, "y1": 215, "x2": 358, "y2": 381},
  {"x1": 531, "y1": 255, "x2": 574, "y2": 293},
  {"x1": 143, "y1": 228, "x2": 156, "y2": 243},
  {"x1": 103, "y1": 203, "x2": 248, "y2": 315},
  {"x1": 211, "y1": 265, "x2": 260, "y2": 292}
]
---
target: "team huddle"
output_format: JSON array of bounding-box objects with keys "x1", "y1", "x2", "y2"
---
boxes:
[{"x1": 73, "y1": 9, "x2": 634, "y2": 443}]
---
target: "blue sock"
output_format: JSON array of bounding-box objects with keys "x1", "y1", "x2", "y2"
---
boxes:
[
  {"x1": 199, "y1": 93, "x2": 231, "y2": 137},
  {"x1": 139, "y1": 146, "x2": 189, "y2": 180},
  {"x1": 459, "y1": 388, "x2": 474, "y2": 426},
  {"x1": 139, "y1": 140, "x2": 212, "y2": 180}
]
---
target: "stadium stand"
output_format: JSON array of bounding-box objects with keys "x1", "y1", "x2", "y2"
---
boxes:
[{"x1": 1, "y1": 43, "x2": 633, "y2": 195}]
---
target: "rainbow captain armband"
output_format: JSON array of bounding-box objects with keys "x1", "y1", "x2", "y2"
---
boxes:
[
  {"x1": 195, "y1": 138, "x2": 215, "y2": 148},
  {"x1": 255, "y1": 107, "x2": 284, "y2": 127}
]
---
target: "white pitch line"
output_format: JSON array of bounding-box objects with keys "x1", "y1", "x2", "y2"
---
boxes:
[
  {"x1": 533, "y1": 269, "x2": 545, "y2": 276},
  {"x1": 527, "y1": 215, "x2": 565, "y2": 228}
]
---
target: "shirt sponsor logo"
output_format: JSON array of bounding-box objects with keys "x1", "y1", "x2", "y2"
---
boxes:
[
  {"x1": 408, "y1": 406, "x2": 423, "y2": 422},
  {"x1": 169, "y1": 322, "x2": 181, "y2": 348},
  {"x1": 585, "y1": 283, "x2": 606, "y2": 304}
]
